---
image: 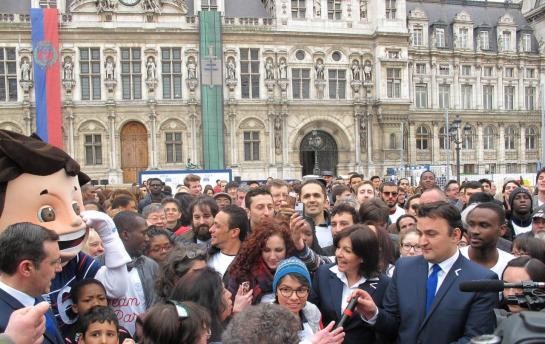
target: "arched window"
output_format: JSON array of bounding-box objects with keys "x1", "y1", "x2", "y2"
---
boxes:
[
  {"x1": 504, "y1": 126, "x2": 517, "y2": 150},
  {"x1": 483, "y1": 126, "x2": 495, "y2": 150},
  {"x1": 525, "y1": 127, "x2": 537, "y2": 150},
  {"x1": 416, "y1": 125, "x2": 430, "y2": 150},
  {"x1": 462, "y1": 125, "x2": 475, "y2": 150},
  {"x1": 389, "y1": 133, "x2": 397, "y2": 149}
]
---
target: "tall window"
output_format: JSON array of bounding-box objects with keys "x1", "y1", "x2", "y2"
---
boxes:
[
  {"x1": 504, "y1": 86, "x2": 514, "y2": 110},
  {"x1": 84, "y1": 134, "x2": 102, "y2": 165},
  {"x1": 121, "y1": 48, "x2": 142, "y2": 100},
  {"x1": 504, "y1": 67, "x2": 514, "y2": 78},
  {"x1": 415, "y1": 84, "x2": 427, "y2": 108},
  {"x1": 436, "y1": 28, "x2": 445, "y2": 48},
  {"x1": 79, "y1": 48, "x2": 101, "y2": 101},
  {"x1": 461, "y1": 84, "x2": 472, "y2": 109},
  {"x1": 240, "y1": 48, "x2": 260, "y2": 99},
  {"x1": 502, "y1": 31, "x2": 511, "y2": 51},
  {"x1": 161, "y1": 48, "x2": 182, "y2": 100},
  {"x1": 526, "y1": 68, "x2": 535, "y2": 78},
  {"x1": 386, "y1": 68, "x2": 401, "y2": 98},
  {"x1": 201, "y1": 0, "x2": 218, "y2": 10},
  {"x1": 523, "y1": 34, "x2": 531, "y2": 52},
  {"x1": 413, "y1": 26, "x2": 423, "y2": 46},
  {"x1": 462, "y1": 126, "x2": 475, "y2": 150},
  {"x1": 483, "y1": 85, "x2": 493, "y2": 110},
  {"x1": 483, "y1": 126, "x2": 495, "y2": 150},
  {"x1": 525, "y1": 86, "x2": 536, "y2": 110},
  {"x1": 0, "y1": 48, "x2": 17, "y2": 102},
  {"x1": 504, "y1": 126, "x2": 517, "y2": 150},
  {"x1": 415, "y1": 63, "x2": 426, "y2": 74},
  {"x1": 479, "y1": 31, "x2": 489, "y2": 50},
  {"x1": 291, "y1": 0, "x2": 306, "y2": 18},
  {"x1": 292, "y1": 68, "x2": 310, "y2": 99},
  {"x1": 243, "y1": 131, "x2": 260, "y2": 161},
  {"x1": 506, "y1": 163, "x2": 518, "y2": 173},
  {"x1": 386, "y1": 0, "x2": 396, "y2": 19},
  {"x1": 526, "y1": 127, "x2": 537, "y2": 150},
  {"x1": 439, "y1": 84, "x2": 450, "y2": 109},
  {"x1": 483, "y1": 66, "x2": 493, "y2": 77},
  {"x1": 439, "y1": 126, "x2": 448, "y2": 149},
  {"x1": 39, "y1": 0, "x2": 57, "y2": 7},
  {"x1": 328, "y1": 69, "x2": 346, "y2": 99},
  {"x1": 459, "y1": 27, "x2": 468, "y2": 48},
  {"x1": 416, "y1": 126, "x2": 430, "y2": 150},
  {"x1": 328, "y1": 0, "x2": 342, "y2": 20},
  {"x1": 165, "y1": 132, "x2": 183, "y2": 163},
  {"x1": 389, "y1": 133, "x2": 397, "y2": 149},
  {"x1": 461, "y1": 65, "x2": 471, "y2": 76}
]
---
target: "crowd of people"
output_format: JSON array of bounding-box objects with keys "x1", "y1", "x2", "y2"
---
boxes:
[{"x1": 2, "y1": 166, "x2": 545, "y2": 344}]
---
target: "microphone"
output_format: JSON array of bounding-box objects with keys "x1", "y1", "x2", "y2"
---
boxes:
[
  {"x1": 459, "y1": 280, "x2": 545, "y2": 292},
  {"x1": 336, "y1": 297, "x2": 358, "y2": 329}
]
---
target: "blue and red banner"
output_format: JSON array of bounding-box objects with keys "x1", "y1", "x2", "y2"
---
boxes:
[{"x1": 31, "y1": 8, "x2": 63, "y2": 148}]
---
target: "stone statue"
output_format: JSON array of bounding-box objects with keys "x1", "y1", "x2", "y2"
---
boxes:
[
  {"x1": 97, "y1": 0, "x2": 116, "y2": 13},
  {"x1": 142, "y1": 0, "x2": 161, "y2": 12},
  {"x1": 359, "y1": 116, "x2": 367, "y2": 147},
  {"x1": 498, "y1": 36, "x2": 503, "y2": 52},
  {"x1": 351, "y1": 60, "x2": 361, "y2": 81},
  {"x1": 278, "y1": 58, "x2": 287, "y2": 79},
  {"x1": 314, "y1": 0, "x2": 321, "y2": 17},
  {"x1": 265, "y1": 58, "x2": 274, "y2": 80},
  {"x1": 453, "y1": 33, "x2": 458, "y2": 48},
  {"x1": 146, "y1": 56, "x2": 156, "y2": 80},
  {"x1": 274, "y1": 116, "x2": 282, "y2": 151},
  {"x1": 187, "y1": 57, "x2": 197, "y2": 79},
  {"x1": 226, "y1": 57, "x2": 236, "y2": 80},
  {"x1": 540, "y1": 38, "x2": 545, "y2": 53},
  {"x1": 20, "y1": 58, "x2": 31, "y2": 81},
  {"x1": 363, "y1": 60, "x2": 372, "y2": 81},
  {"x1": 105, "y1": 57, "x2": 115, "y2": 80},
  {"x1": 431, "y1": 31, "x2": 436, "y2": 48},
  {"x1": 315, "y1": 59, "x2": 324, "y2": 80},
  {"x1": 63, "y1": 57, "x2": 74, "y2": 81},
  {"x1": 360, "y1": 0, "x2": 367, "y2": 19}
]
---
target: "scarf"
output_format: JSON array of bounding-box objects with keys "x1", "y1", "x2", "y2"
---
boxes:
[{"x1": 249, "y1": 259, "x2": 275, "y2": 304}]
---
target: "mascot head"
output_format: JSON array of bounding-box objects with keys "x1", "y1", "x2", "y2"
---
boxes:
[{"x1": 0, "y1": 130, "x2": 90, "y2": 262}]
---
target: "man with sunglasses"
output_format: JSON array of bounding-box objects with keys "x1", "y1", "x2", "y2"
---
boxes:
[{"x1": 380, "y1": 182, "x2": 405, "y2": 224}]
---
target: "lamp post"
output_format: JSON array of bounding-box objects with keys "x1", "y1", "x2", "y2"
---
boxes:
[
  {"x1": 308, "y1": 130, "x2": 323, "y2": 175},
  {"x1": 448, "y1": 116, "x2": 472, "y2": 184}
]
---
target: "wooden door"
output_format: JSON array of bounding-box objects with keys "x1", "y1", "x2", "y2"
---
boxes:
[{"x1": 121, "y1": 121, "x2": 148, "y2": 183}]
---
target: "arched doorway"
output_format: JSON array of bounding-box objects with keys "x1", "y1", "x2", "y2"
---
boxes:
[
  {"x1": 299, "y1": 130, "x2": 338, "y2": 176},
  {"x1": 120, "y1": 121, "x2": 148, "y2": 183}
]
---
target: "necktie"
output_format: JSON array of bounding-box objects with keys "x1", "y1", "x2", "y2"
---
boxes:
[
  {"x1": 425, "y1": 264, "x2": 441, "y2": 314},
  {"x1": 35, "y1": 298, "x2": 60, "y2": 341}
]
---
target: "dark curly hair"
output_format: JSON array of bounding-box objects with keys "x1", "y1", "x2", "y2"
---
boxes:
[{"x1": 227, "y1": 217, "x2": 297, "y2": 281}]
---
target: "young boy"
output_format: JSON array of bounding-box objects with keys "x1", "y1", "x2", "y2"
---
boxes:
[{"x1": 77, "y1": 306, "x2": 119, "y2": 344}]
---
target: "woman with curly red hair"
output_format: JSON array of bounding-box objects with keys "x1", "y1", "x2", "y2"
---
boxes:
[{"x1": 224, "y1": 217, "x2": 297, "y2": 304}]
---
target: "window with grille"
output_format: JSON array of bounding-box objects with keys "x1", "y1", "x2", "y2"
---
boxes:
[
  {"x1": 523, "y1": 34, "x2": 531, "y2": 52},
  {"x1": 121, "y1": 48, "x2": 142, "y2": 100},
  {"x1": 438, "y1": 84, "x2": 450, "y2": 109},
  {"x1": 525, "y1": 127, "x2": 537, "y2": 150},
  {"x1": 526, "y1": 68, "x2": 535, "y2": 78},
  {"x1": 39, "y1": 0, "x2": 57, "y2": 8},
  {"x1": 386, "y1": 0, "x2": 396, "y2": 20},
  {"x1": 243, "y1": 131, "x2": 260, "y2": 161},
  {"x1": 79, "y1": 48, "x2": 101, "y2": 101},
  {"x1": 462, "y1": 126, "x2": 475, "y2": 150},
  {"x1": 386, "y1": 68, "x2": 401, "y2": 98},
  {"x1": 165, "y1": 132, "x2": 183, "y2": 163},
  {"x1": 479, "y1": 31, "x2": 489, "y2": 50},
  {"x1": 84, "y1": 134, "x2": 102, "y2": 165},
  {"x1": 504, "y1": 67, "x2": 514, "y2": 78},
  {"x1": 502, "y1": 31, "x2": 511, "y2": 51},
  {"x1": 461, "y1": 84, "x2": 472, "y2": 109},
  {"x1": 291, "y1": 0, "x2": 306, "y2": 18},
  {"x1": 328, "y1": 0, "x2": 342, "y2": 20},
  {"x1": 240, "y1": 48, "x2": 260, "y2": 99},
  {"x1": 201, "y1": 0, "x2": 218, "y2": 10},
  {"x1": 504, "y1": 126, "x2": 517, "y2": 150},
  {"x1": 483, "y1": 85, "x2": 493, "y2": 110},
  {"x1": 525, "y1": 86, "x2": 535, "y2": 110},
  {"x1": 415, "y1": 63, "x2": 426, "y2": 74},
  {"x1": 413, "y1": 26, "x2": 423, "y2": 46},
  {"x1": 292, "y1": 68, "x2": 310, "y2": 99},
  {"x1": 436, "y1": 28, "x2": 445, "y2": 47},
  {"x1": 483, "y1": 126, "x2": 495, "y2": 150},
  {"x1": 439, "y1": 126, "x2": 448, "y2": 149},
  {"x1": 161, "y1": 48, "x2": 182, "y2": 100},
  {"x1": 504, "y1": 86, "x2": 514, "y2": 110},
  {"x1": 0, "y1": 48, "x2": 17, "y2": 102},
  {"x1": 328, "y1": 69, "x2": 346, "y2": 99},
  {"x1": 461, "y1": 65, "x2": 471, "y2": 76},
  {"x1": 416, "y1": 126, "x2": 429, "y2": 150},
  {"x1": 459, "y1": 28, "x2": 468, "y2": 48},
  {"x1": 415, "y1": 84, "x2": 427, "y2": 108},
  {"x1": 483, "y1": 66, "x2": 493, "y2": 77}
]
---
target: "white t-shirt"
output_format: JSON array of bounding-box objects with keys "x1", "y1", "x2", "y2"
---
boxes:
[
  {"x1": 208, "y1": 251, "x2": 236, "y2": 277},
  {"x1": 389, "y1": 206, "x2": 406, "y2": 224},
  {"x1": 315, "y1": 225, "x2": 333, "y2": 249},
  {"x1": 512, "y1": 222, "x2": 532, "y2": 236},
  {"x1": 460, "y1": 246, "x2": 515, "y2": 277},
  {"x1": 109, "y1": 269, "x2": 146, "y2": 336}
]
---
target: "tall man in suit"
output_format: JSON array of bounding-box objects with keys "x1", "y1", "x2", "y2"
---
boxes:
[
  {"x1": 0, "y1": 222, "x2": 64, "y2": 344},
  {"x1": 352, "y1": 201, "x2": 498, "y2": 344}
]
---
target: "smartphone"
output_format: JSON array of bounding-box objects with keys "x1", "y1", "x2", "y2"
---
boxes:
[
  {"x1": 294, "y1": 202, "x2": 304, "y2": 217},
  {"x1": 241, "y1": 281, "x2": 250, "y2": 293}
]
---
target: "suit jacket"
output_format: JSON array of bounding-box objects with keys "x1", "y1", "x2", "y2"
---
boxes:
[
  {"x1": 375, "y1": 254, "x2": 498, "y2": 344},
  {"x1": 0, "y1": 289, "x2": 64, "y2": 344},
  {"x1": 309, "y1": 263, "x2": 390, "y2": 344}
]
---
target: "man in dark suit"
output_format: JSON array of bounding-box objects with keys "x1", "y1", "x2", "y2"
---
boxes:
[
  {"x1": 0, "y1": 222, "x2": 64, "y2": 344},
  {"x1": 352, "y1": 202, "x2": 498, "y2": 344}
]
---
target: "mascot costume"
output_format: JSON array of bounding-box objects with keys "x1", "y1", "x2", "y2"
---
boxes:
[{"x1": 0, "y1": 129, "x2": 131, "y2": 329}]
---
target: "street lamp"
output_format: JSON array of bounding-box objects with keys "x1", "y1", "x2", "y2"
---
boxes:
[
  {"x1": 308, "y1": 130, "x2": 323, "y2": 175},
  {"x1": 448, "y1": 116, "x2": 472, "y2": 184}
]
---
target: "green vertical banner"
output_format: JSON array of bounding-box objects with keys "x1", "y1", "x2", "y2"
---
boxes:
[{"x1": 199, "y1": 11, "x2": 224, "y2": 169}]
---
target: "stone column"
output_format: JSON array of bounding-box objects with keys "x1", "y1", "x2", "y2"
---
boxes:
[
  {"x1": 430, "y1": 61, "x2": 436, "y2": 109},
  {"x1": 432, "y1": 121, "x2": 439, "y2": 164},
  {"x1": 190, "y1": 112, "x2": 198, "y2": 164},
  {"x1": 453, "y1": 61, "x2": 459, "y2": 110},
  {"x1": 498, "y1": 123, "x2": 505, "y2": 173},
  {"x1": 108, "y1": 109, "x2": 117, "y2": 170},
  {"x1": 476, "y1": 65, "x2": 482, "y2": 109},
  {"x1": 476, "y1": 123, "x2": 484, "y2": 174},
  {"x1": 518, "y1": 66, "x2": 524, "y2": 109},
  {"x1": 497, "y1": 65, "x2": 503, "y2": 110},
  {"x1": 519, "y1": 124, "x2": 526, "y2": 168},
  {"x1": 229, "y1": 112, "x2": 237, "y2": 165},
  {"x1": 65, "y1": 108, "x2": 75, "y2": 158},
  {"x1": 148, "y1": 108, "x2": 158, "y2": 169}
]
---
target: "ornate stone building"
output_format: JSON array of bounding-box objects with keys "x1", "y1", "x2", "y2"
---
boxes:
[{"x1": 0, "y1": 0, "x2": 541, "y2": 183}]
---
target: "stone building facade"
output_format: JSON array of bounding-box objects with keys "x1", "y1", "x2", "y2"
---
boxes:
[{"x1": 0, "y1": 0, "x2": 541, "y2": 183}]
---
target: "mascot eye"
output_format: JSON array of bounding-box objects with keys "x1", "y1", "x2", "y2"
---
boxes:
[
  {"x1": 72, "y1": 202, "x2": 81, "y2": 215},
  {"x1": 38, "y1": 206, "x2": 56, "y2": 222}
]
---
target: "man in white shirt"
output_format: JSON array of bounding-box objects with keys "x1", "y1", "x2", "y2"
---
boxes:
[
  {"x1": 208, "y1": 205, "x2": 249, "y2": 277},
  {"x1": 380, "y1": 181, "x2": 405, "y2": 224},
  {"x1": 300, "y1": 180, "x2": 331, "y2": 249},
  {"x1": 461, "y1": 202, "x2": 514, "y2": 277}
]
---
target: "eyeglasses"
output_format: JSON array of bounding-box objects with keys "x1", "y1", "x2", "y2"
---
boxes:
[
  {"x1": 167, "y1": 300, "x2": 189, "y2": 319},
  {"x1": 401, "y1": 243, "x2": 421, "y2": 252},
  {"x1": 278, "y1": 287, "x2": 309, "y2": 298},
  {"x1": 382, "y1": 191, "x2": 398, "y2": 197},
  {"x1": 149, "y1": 244, "x2": 172, "y2": 253}
]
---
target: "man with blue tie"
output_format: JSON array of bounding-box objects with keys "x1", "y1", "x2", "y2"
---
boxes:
[
  {"x1": 0, "y1": 222, "x2": 64, "y2": 344},
  {"x1": 351, "y1": 201, "x2": 498, "y2": 343}
]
